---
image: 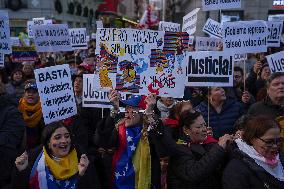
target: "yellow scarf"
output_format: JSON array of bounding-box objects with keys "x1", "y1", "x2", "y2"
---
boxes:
[
  {"x1": 18, "y1": 98, "x2": 42, "y2": 128},
  {"x1": 44, "y1": 147, "x2": 79, "y2": 180}
]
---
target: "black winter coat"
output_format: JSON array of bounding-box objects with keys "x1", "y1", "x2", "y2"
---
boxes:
[
  {"x1": 223, "y1": 147, "x2": 284, "y2": 189},
  {"x1": 0, "y1": 95, "x2": 25, "y2": 188},
  {"x1": 11, "y1": 147, "x2": 101, "y2": 189},
  {"x1": 167, "y1": 143, "x2": 226, "y2": 189}
]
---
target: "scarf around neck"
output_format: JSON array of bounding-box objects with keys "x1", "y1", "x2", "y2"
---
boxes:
[
  {"x1": 18, "y1": 98, "x2": 42, "y2": 128},
  {"x1": 235, "y1": 138, "x2": 284, "y2": 181}
]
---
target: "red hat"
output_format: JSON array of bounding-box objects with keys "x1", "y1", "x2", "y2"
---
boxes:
[{"x1": 78, "y1": 63, "x2": 93, "y2": 73}]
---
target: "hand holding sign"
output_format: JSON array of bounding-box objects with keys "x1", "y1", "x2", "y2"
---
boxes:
[{"x1": 108, "y1": 89, "x2": 120, "y2": 109}]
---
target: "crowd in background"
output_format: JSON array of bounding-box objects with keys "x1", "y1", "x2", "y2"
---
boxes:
[{"x1": 0, "y1": 38, "x2": 284, "y2": 189}]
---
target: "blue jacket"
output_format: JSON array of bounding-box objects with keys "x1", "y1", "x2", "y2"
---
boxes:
[{"x1": 196, "y1": 98, "x2": 243, "y2": 138}]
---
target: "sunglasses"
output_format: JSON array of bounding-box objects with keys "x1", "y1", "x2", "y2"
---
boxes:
[{"x1": 258, "y1": 137, "x2": 282, "y2": 147}]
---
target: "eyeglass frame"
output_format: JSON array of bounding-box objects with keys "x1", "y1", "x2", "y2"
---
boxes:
[{"x1": 257, "y1": 137, "x2": 282, "y2": 147}]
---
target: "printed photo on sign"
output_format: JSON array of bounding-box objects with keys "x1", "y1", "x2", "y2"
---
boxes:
[
  {"x1": 34, "y1": 64, "x2": 77, "y2": 124},
  {"x1": 195, "y1": 36, "x2": 222, "y2": 51},
  {"x1": 267, "y1": 21, "x2": 283, "y2": 47},
  {"x1": 182, "y1": 8, "x2": 200, "y2": 35},
  {"x1": 33, "y1": 24, "x2": 72, "y2": 52},
  {"x1": 185, "y1": 51, "x2": 234, "y2": 87},
  {"x1": 159, "y1": 21, "x2": 180, "y2": 32},
  {"x1": 202, "y1": 0, "x2": 241, "y2": 11},
  {"x1": 266, "y1": 51, "x2": 284, "y2": 73},
  {"x1": 0, "y1": 11, "x2": 11, "y2": 54},
  {"x1": 202, "y1": 18, "x2": 222, "y2": 38},
  {"x1": 222, "y1": 20, "x2": 268, "y2": 54},
  {"x1": 69, "y1": 28, "x2": 88, "y2": 50}
]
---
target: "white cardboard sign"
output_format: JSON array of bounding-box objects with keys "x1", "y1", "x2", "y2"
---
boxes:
[
  {"x1": 203, "y1": 18, "x2": 222, "y2": 38},
  {"x1": 69, "y1": 28, "x2": 88, "y2": 50},
  {"x1": 267, "y1": 21, "x2": 283, "y2": 47},
  {"x1": 182, "y1": 8, "x2": 200, "y2": 35},
  {"x1": 159, "y1": 21, "x2": 181, "y2": 32},
  {"x1": 195, "y1": 36, "x2": 222, "y2": 51},
  {"x1": 266, "y1": 51, "x2": 284, "y2": 73},
  {"x1": 185, "y1": 51, "x2": 234, "y2": 87},
  {"x1": 28, "y1": 19, "x2": 52, "y2": 38},
  {"x1": 222, "y1": 20, "x2": 268, "y2": 53},
  {"x1": 34, "y1": 64, "x2": 77, "y2": 124},
  {"x1": 202, "y1": 0, "x2": 241, "y2": 11},
  {"x1": 0, "y1": 11, "x2": 11, "y2": 54},
  {"x1": 33, "y1": 24, "x2": 72, "y2": 52},
  {"x1": 96, "y1": 21, "x2": 103, "y2": 28}
]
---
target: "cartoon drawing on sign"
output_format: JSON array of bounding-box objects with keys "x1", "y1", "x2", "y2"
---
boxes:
[
  {"x1": 176, "y1": 34, "x2": 186, "y2": 74},
  {"x1": 99, "y1": 65, "x2": 113, "y2": 88},
  {"x1": 165, "y1": 53, "x2": 175, "y2": 73}
]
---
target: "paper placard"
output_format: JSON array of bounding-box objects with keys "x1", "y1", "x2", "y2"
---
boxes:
[
  {"x1": 28, "y1": 19, "x2": 52, "y2": 38},
  {"x1": 69, "y1": 28, "x2": 88, "y2": 50},
  {"x1": 267, "y1": 21, "x2": 283, "y2": 47},
  {"x1": 12, "y1": 46, "x2": 38, "y2": 62},
  {"x1": 0, "y1": 11, "x2": 11, "y2": 54},
  {"x1": 185, "y1": 51, "x2": 234, "y2": 87},
  {"x1": 195, "y1": 36, "x2": 222, "y2": 51},
  {"x1": 91, "y1": 33, "x2": 96, "y2": 39},
  {"x1": 33, "y1": 24, "x2": 72, "y2": 52},
  {"x1": 0, "y1": 52, "x2": 4, "y2": 67},
  {"x1": 203, "y1": 18, "x2": 222, "y2": 38},
  {"x1": 10, "y1": 37, "x2": 20, "y2": 46},
  {"x1": 96, "y1": 20, "x2": 103, "y2": 28},
  {"x1": 202, "y1": 0, "x2": 241, "y2": 11},
  {"x1": 222, "y1": 20, "x2": 268, "y2": 53},
  {"x1": 266, "y1": 51, "x2": 284, "y2": 73},
  {"x1": 159, "y1": 21, "x2": 180, "y2": 32},
  {"x1": 34, "y1": 64, "x2": 77, "y2": 124},
  {"x1": 182, "y1": 8, "x2": 200, "y2": 35}
]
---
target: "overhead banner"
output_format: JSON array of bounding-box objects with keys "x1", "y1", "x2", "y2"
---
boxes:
[
  {"x1": 0, "y1": 52, "x2": 4, "y2": 67},
  {"x1": 202, "y1": 18, "x2": 222, "y2": 38},
  {"x1": 27, "y1": 19, "x2": 52, "y2": 38},
  {"x1": 202, "y1": 0, "x2": 241, "y2": 11},
  {"x1": 222, "y1": 20, "x2": 268, "y2": 53},
  {"x1": 266, "y1": 51, "x2": 284, "y2": 73},
  {"x1": 12, "y1": 46, "x2": 38, "y2": 63},
  {"x1": 182, "y1": 8, "x2": 200, "y2": 35},
  {"x1": 69, "y1": 28, "x2": 88, "y2": 50},
  {"x1": 267, "y1": 21, "x2": 283, "y2": 47},
  {"x1": 33, "y1": 24, "x2": 72, "y2": 52},
  {"x1": 34, "y1": 64, "x2": 77, "y2": 124},
  {"x1": 159, "y1": 21, "x2": 181, "y2": 32},
  {"x1": 185, "y1": 51, "x2": 234, "y2": 87},
  {"x1": 0, "y1": 11, "x2": 11, "y2": 54},
  {"x1": 195, "y1": 36, "x2": 222, "y2": 51}
]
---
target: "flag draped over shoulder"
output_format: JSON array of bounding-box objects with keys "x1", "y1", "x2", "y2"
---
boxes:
[{"x1": 111, "y1": 123, "x2": 151, "y2": 189}]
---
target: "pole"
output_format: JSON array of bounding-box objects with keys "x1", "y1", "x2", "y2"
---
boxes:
[{"x1": 162, "y1": 0, "x2": 166, "y2": 21}]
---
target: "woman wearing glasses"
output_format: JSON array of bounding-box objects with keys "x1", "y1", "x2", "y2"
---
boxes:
[{"x1": 223, "y1": 116, "x2": 284, "y2": 189}]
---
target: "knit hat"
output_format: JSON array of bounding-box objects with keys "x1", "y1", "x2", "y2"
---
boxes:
[{"x1": 120, "y1": 95, "x2": 146, "y2": 109}]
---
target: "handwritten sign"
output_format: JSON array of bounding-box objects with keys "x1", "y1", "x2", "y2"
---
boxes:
[
  {"x1": 34, "y1": 64, "x2": 77, "y2": 124},
  {"x1": 185, "y1": 51, "x2": 234, "y2": 87},
  {"x1": 202, "y1": 0, "x2": 241, "y2": 11},
  {"x1": 33, "y1": 24, "x2": 72, "y2": 52},
  {"x1": 266, "y1": 51, "x2": 284, "y2": 73},
  {"x1": 28, "y1": 19, "x2": 52, "y2": 38},
  {"x1": 195, "y1": 36, "x2": 222, "y2": 51},
  {"x1": 0, "y1": 52, "x2": 4, "y2": 67},
  {"x1": 182, "y1": 8, "x2": 200, "y2": 35},
  {"x1": 159, "y1": 21, "x2": 180, "y2": 32},
  {"x1": 203, "y1": 18, "x2": 222, "y2": 38},
  {"x1": 0, "y1": 11, "x2": 11, "y2": 53},
  {"x1": 222, "y1": 20, "x2": 268, "y2": 53},
  {"x1": 267, "y1": 21, "x2": 283, "y2": 47},
  {"x1": 12, "y1": 46, "x2": 38, "y2": 62},
  {"x1": 10, "y1": 37, "x2": 20, "y2": 46},
  {"x1": 69, "y1": 28, "x2": 88, "y2": 50}
]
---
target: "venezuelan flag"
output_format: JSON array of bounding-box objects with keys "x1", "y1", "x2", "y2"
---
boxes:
[{"x1": 111, "y1": 123, "x2": 151, "y2": 189}]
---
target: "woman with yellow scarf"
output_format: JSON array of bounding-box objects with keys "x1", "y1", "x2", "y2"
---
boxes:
[
  {"x1": 12, "y1": 122, "x2": 101, "y2": 189},
  {"x1": 18, "y1": 81, "x2": 45, "y2": 149}
]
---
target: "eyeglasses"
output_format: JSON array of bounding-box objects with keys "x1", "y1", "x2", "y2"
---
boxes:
[{"x1": 258, "y1": 137, "x2": 282, "y2": 147}]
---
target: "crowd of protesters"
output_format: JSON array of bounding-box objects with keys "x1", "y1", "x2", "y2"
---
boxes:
[{"x1": 0, "y1": 37, "x2": 284, "y2": 189}]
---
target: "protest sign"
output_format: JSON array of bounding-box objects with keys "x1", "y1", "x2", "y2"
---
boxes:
[
  {"x1": 195, "y1": 36, "x2": 222, "y2": 51},
  {"x1": 12, "y1": 46, "x2": 38, "y2": 62},
  {"x1": 34, "y1": 64, "x2": 77, "y2": 124},
  {"x1": 96, "y1": 20, "x2": 103, "y2": 28},
  {"x1": 33, "y1": 17, "x2": 45, "y2": 25},
  {"x1": 0, "y1": 52, "x2": 4, "y2": 67},
  {"x1": 159, "y1": 21, "x2": 180, "y2": 32},
  {"x1": 10, "y1": 37, "x2": 20, "y2": 46},
  {"x1": 188, "y1": 36, "x2": 194, "y2": 45},
  {"x1": 182, "y1": 8, "x2": 200, "y2": 35},
  {"x1": 267, "y1": 21, "x2": 283, "y2": 47},
  {"x1": 266, "y1": 51, "x2": 284, "y2": 73},
  {"x1": 28, "y1": 19, "x2": 52, "y2": 38},
  {"x1": 202, "y1": 0, "x2": 241, "y2": 11},
  {"x1": 185, "y1": 51, "x2": 234, "y2": 87},
  {"x1": 69, "y1": 28, "x2": 88, "y2": 50},
  {"x1": 33, "y1": 24, "x2": 72, "y2": 52},
  {"x1": 91, "y1": 33, "x2": 96, "y2": 39},
  {"x1": 203, "y1": 18, "x2": 222, "y2": 38},
  {"x1": 0, "y1": 11, "x2": 11, "y2": 54},
  {"x1": 222, "y1": 20, "x2": 268, "y2": 53}
]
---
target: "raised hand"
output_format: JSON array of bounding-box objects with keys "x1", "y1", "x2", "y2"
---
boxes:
[
  {"x1": 145, "y1": 93, "x2": 157, "y2": 114},
  {"x1": 108, "y1": 89, "x2": 120, "y2": 109},
  {"x1": 78, "y1": 154, "x2": 89, "y2": 176},
  {"x1": 15, "y1": 151, "x2": 28, "y2": 172}
]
